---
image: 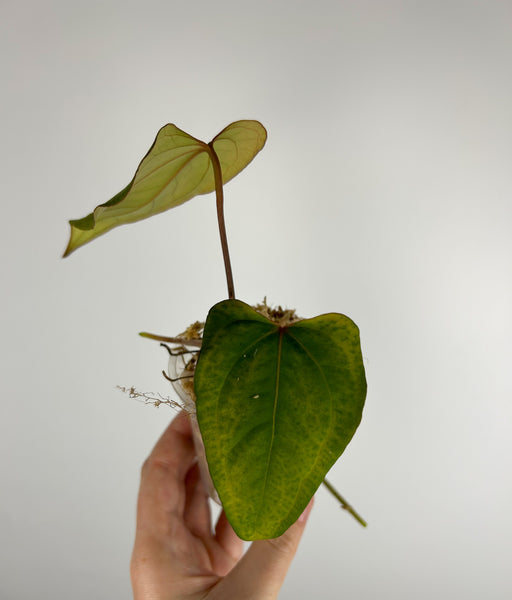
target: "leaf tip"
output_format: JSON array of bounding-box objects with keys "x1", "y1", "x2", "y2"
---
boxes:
[{"x1": 62, "y1": 232, "x2": 75, "y2": 258}]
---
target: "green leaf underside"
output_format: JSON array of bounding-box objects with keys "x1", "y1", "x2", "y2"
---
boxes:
[
  {"x1": 194, "y1": 300, "x2": 367, "y2": 540},
  {"x1": 63, "y1": 120, "x2": 267, "y2": 256}
]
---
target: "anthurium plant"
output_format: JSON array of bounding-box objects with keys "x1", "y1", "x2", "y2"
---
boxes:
[{"x1": 64, "y1": 120, "x2": 368, "y2": 540}]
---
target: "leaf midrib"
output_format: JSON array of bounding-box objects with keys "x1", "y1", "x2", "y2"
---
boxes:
[
  {"x1": 117, "y1": 147, "x2": 208, "y2": 214},
  {"x1": 260, "y1": 327, "x2": 283, "y2": 503},
  {"x1": 134, "y1": 144, "x2": 207, "y2": 186},
  {"x1": 279, "y1": 328, "x2": 335, "y2": 525}
]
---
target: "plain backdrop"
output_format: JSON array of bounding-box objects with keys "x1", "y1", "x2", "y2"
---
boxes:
[{"x1": 1, "y1": 1, "x2": 511, "y2": 598}]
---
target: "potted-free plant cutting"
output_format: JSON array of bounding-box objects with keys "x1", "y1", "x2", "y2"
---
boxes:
[{"x1": 63, "y1": 120, "x2": 368, "y2": 540}]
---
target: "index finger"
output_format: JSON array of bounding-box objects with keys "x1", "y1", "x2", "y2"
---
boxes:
[
  {"x1": 137, "y1": 411, "x2": 197, "y2": 524},
  {"x1": 148, "y1": 411, "x2": 195, "y2": 473}
]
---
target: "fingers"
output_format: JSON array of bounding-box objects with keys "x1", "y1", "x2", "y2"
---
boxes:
[
  {"x1": 183, "y1": 462, "x2": 212, "y2": 539},
  {"x1": 215, "y1": 510, "x2": 245, "y2": 562},
  {"x1": 137, "y1": 412, "x2": 197, "y2": 530},
  {"x1": 147, "y1": 411, "x2": 195, "y2": 479},
  {"x1": 211, "y1": 498, "x2": 314, "y2": 598}
]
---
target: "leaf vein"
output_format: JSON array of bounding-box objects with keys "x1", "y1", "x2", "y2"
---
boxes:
[{"x1": 280, "y1": 329, "x2": 335, "y2": 524}]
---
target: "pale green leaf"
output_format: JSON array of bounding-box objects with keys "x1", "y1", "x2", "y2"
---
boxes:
[
  {"x1": 63, "y1": 120, "x2": 267, "y2": 256},
  {"x1": 194, "y1": 300, "x2": 367, "y2": 540}
]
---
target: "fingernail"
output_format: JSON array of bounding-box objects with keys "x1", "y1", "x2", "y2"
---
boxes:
[{"x1": 298, "y1": 498, "x2": 314, "y2": 523}]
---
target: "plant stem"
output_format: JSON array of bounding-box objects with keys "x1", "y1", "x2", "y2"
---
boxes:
[
  {"x1": 139, "y1": 332, "x2": 202, "y2": 348},
  {"x1": 322, "y1": 478, "x2": 367, "y2": 527},
  {"x1": 208, "y1": 142, "x2": 235, "y2": 300}
]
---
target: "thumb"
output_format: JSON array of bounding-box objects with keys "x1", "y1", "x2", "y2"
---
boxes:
[{"x1": 214, "y1": 498, "x2": 314, "y2": 599}]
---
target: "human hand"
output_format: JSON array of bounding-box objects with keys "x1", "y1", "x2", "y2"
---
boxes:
[{"x1": 130, "y1": 411, "x2": 313, "y2": 600}]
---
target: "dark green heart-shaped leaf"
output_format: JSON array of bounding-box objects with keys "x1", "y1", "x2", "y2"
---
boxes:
[
  {"x1": 63, "y1": 120, "x2": 267, "y2": 256},
  {"x1": 194, "y1": 300, "x2": 367, "y2": 540}
]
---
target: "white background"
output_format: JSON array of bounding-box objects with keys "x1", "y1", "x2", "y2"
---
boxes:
[{"x1": 1, "y1": 1, "x2": 511, "y2": 598}]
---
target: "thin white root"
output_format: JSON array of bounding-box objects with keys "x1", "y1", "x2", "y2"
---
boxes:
[{"x1": 116, "y1": 385, "x2": 192, "y2": 412}]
